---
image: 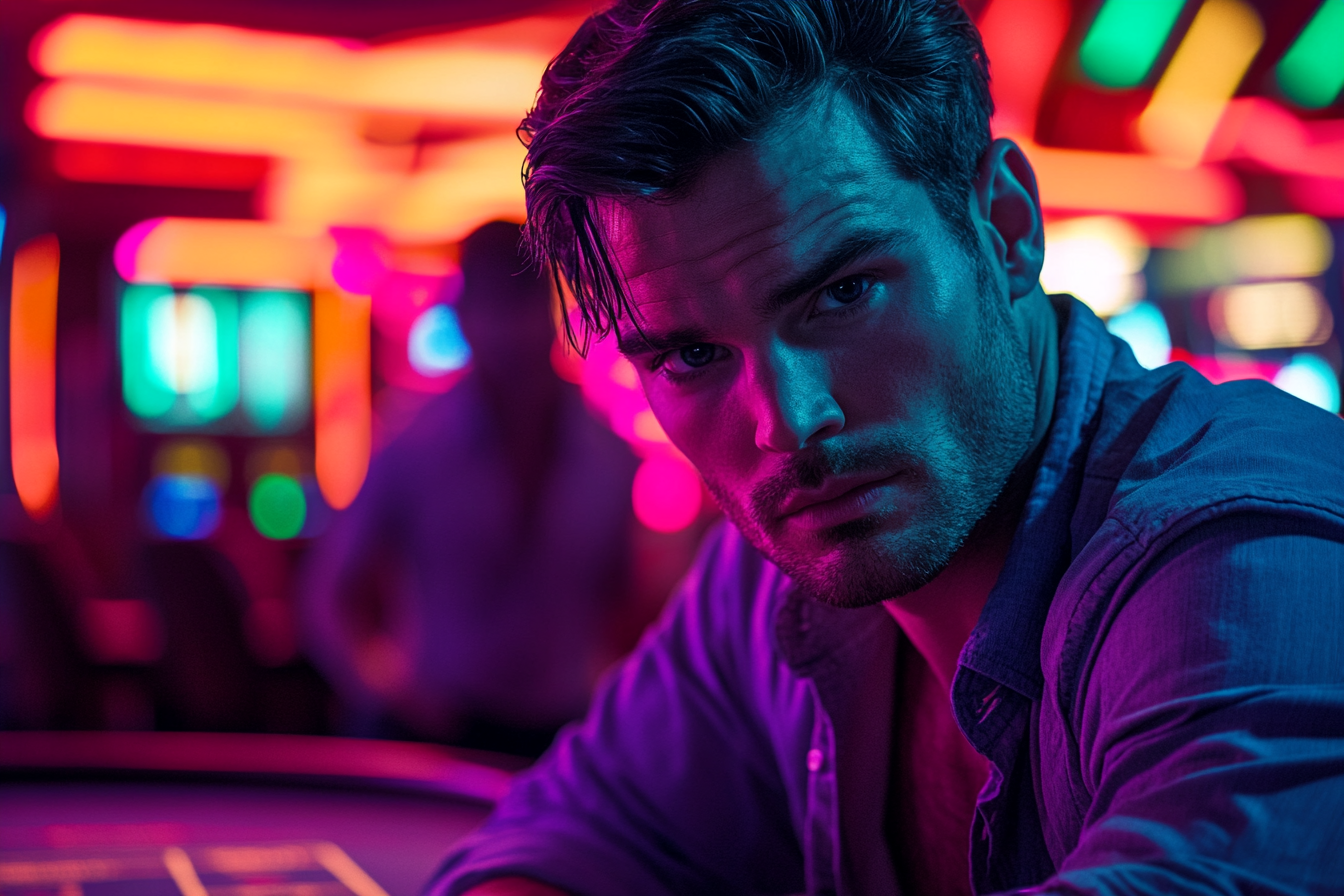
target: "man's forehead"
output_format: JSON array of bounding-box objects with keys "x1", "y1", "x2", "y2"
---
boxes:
[{"x1": 601, "y1": 94, "x2": 895, "y2": 274}]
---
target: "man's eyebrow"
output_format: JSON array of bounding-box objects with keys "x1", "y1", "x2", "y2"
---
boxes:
[
  {"x1": 616, "y1": 325, "x2": 711, "y2": 357},
  {"x1": 758, "y1": 229, "x2": 916, "y2": 316}
]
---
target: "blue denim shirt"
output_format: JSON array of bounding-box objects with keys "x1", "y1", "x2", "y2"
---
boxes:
[{"x1": 428, "y1": 298, "x2": 1344, "y2": 895}]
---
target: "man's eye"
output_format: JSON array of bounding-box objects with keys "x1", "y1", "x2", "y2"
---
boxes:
[
  {"x1": 678, "y1": 344, "x2": 717, "y2": 369},
  {"x1": 652, "y1": 342, "x2": 724, "y2": 380},
  {"x1": 818, "y1": 276, "x2": 872, "y2": 311}
]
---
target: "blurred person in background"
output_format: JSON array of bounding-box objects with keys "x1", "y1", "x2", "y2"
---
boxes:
[{"x1": 301, "y1": 220, "x2": 642, "y2": 758}]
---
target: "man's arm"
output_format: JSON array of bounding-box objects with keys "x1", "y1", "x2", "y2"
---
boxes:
[
  {"x1": 425, "y1": 523, "x2": 807, "y2": 896},
  {"x1": 1025, "y1": 511, "x2": 1344, "y2": 893}
]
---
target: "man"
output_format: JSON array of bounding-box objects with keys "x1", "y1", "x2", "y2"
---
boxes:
[
  {"x1": 430, "y1": 1, "x2": 1344, "y2": 893},
  {"x1": 302, "y1": 221, "x2": 640, "y2": 756}
]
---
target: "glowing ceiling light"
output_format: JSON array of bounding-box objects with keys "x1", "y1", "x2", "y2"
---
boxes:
[
  {"x1": 1041, "y1": 216, "x2": 1150, "y2": 316},
  {"x1": 378, "y1": 135, "x2": 528, "y2": 243},
  {"x1": 32, "y1": 13, "x2": 569, "y2": 123},
  {"x1": 1079, "y1": 0, "x2": 1187, "y2": 88},
  {"x1": 28, "y1": 80, "x2": 350, "y2": 161},
  {"x1": 1208, "y1": 281, "x2": 1334, "y2": 350},
  {"x1": 116, "y1": 218, "x2": 321, "y2": 288},
  {"x1": 1136, "y1": 0, "x2": 1264, "y2": 166},
  {"x1": 1023, "y1": 139, "x2": 1242, "y2": 221},
  {"x1": 1277, "y1": 0, "x2": 1344, "y2": 109},
  {"x1": 1273, "y1": 354, "x2": 1341, "y2": 413},
  {"x1": 1105, "y1": 302, "x2": 1172, "y2": 369}
]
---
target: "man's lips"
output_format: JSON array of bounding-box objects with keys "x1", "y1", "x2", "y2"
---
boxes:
[{"x1": 776, "y1": 472, "x2": 905, "y2": 522}]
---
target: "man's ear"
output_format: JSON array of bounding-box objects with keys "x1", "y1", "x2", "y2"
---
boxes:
[{"x1": 972, "y1": 138, "x2": 1045, "y2": 301}]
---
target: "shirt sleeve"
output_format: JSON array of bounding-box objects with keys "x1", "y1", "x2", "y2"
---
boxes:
[
  {"x1": 423, "y1": 523, "x2": 806, "y2": 896},
  {"x1": 1021, "y1": 511, "x2": 1344, "y2": 894}
]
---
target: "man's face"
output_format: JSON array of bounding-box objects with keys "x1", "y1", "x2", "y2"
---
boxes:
[{"x1": 605, "y1": 94, "x2": 1037, "y2": 608}]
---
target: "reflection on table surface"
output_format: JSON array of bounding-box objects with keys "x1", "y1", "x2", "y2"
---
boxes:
[{"x1": 0, "y1": 731, "x2": 515, "y2": 896}]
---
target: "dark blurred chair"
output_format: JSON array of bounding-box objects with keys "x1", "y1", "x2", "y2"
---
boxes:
[{"x1": 0, "y1": 540, "x2": 94, "y2": 729}]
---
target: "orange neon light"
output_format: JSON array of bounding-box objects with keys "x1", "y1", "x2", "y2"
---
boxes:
[
  {"x1": 118, "y1": 218, "x2": 322, "y2": 287},
  {"x1": 313, "y1": 287, "x2": 371, "y2": 510},
  {"x1": 378, "y1": 135, "x2": 527, "y2": 243},
  {"x1": 28, "y1": 81, "x2": 350, "y2": 160},
  {"x1": 1136, "y1": 0, "x2": 1265, "y2": 166},
  {"x1": 10, "y1": 234, "x2": 61, "y2": 521},
  {"x1": 33, "y1": 13, "x2": 568, "y2": 123},
  {"x1": 1023, "y1": 140, "x2": 1244, "y2": 222}
]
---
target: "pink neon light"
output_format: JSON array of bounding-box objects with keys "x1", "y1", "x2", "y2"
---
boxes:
[
  {"x1": 1169, "y1": 348, "x2": 1279, "y2": 385},
  {"x1": 632, "y1": 455, "x2": 702, "y2": 534},
  {"x1": 113, "y1": 217, "x2": 162, "y2": 281},
  {"x1": 329, "y1": 227, "x2": 388, "y2": 295}
]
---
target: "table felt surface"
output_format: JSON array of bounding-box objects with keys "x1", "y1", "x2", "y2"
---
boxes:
[{"x1": 0, "y1": 779, "x2": 490, "y2": 896}]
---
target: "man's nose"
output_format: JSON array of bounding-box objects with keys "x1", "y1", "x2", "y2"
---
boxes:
[{"x1": 746, "y1": 343, "x2": 844, "y2": 453}]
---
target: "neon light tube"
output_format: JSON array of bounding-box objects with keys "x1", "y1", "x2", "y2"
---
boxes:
[
  {"x1": 10, "y1": 234, "x2": 61, "y2": 520},
  {"x1": 313, "y1": 287, "x2": 370, "y2": 510}
]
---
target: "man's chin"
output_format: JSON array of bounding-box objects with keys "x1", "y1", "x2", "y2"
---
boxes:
[{"x1": 766, "y1": 526, "x2": 957, "y2": 610}]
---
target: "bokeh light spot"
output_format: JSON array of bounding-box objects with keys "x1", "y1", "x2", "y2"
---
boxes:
[
  {"x1": 407, "y1": 304, "x2": 471, "y2": 376},
  {"x1": 1079, "y1": 0, "x2": 1186, "y2": 88},
  {"x1": 249, "y1": 473, "x2": 307, "y2": 539},
  {"x1": 632, "y1": 455, "x2": 702, "y2": 534},
  {"x1": 1273, "y1": 354, "x2": 1341, "y2": 413},
  {"x1": 1106, "y1": 301, "x2": 1172, "y2": 369},
  {"x1": 1041, "y1": 216, "x2": 1149, "y2": 316},
  {"x1": 145, "y1": 474, "x2": 222, "y2": 539},
  {"x1": 1276, "y1": 0, "x2": 1344, "y2": 109}
]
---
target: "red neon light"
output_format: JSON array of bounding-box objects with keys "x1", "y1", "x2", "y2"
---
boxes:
[
  {"x1": 10, "y1": 234, "x2": 61, "y2": 520},
  {"x1": 53, "y1": 141, "x2": 268, "y2": 190}
]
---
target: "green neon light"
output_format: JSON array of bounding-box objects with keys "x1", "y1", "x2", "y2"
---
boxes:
[
  {"x1": 122, "y1": 283, "x2": 177, "y2": 419},
  {"x1": 120, "y1": 283, "x2": 238, "y2": 428},
  {"x1": 240, "y1": 290, "x2": 311, "y2": 433},
  {"x1": 250, "y1": 473, "x2": 307, "y2": 539},
  {"x1": 181, "y1": 287, "x2": 238, "y2": 422},
  {"x1": 1277, "y1": 0, "x2": 1344, "y2": 109},
  {"x1": 1079, "y1": 0, "x2": 1187, "y2": 88}
]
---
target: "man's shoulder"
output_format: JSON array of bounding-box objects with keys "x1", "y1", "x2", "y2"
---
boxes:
[
  {"x1": 1090, "y1": 358, "x2": 1344, "y2": 538},
  {"x1": 677, "y1": 520, "x2": 796, "y2": 620}
]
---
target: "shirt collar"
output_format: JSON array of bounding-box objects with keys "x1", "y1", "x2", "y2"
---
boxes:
[{"x1": 955, "y1": 296, "x2": 1114, "y2": 702}]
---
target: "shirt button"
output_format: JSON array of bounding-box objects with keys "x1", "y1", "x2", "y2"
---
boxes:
[{"x1": 806, "y1": 749, "x2": 824, "y2": 772}]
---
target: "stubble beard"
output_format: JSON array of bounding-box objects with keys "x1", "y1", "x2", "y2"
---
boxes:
[{"x1": 705, "y1": 263, "x2": 1039, "y2": 609}]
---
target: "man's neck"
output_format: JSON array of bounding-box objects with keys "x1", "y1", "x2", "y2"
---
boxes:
[
  {"x1": 882, "y1": 287, "x2": 1060, "y2": 692},
  {"x1": 880, "y1": 508, "x2": 1017, "y2": 693}
]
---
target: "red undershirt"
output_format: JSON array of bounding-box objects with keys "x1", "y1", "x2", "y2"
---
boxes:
[{"x1": 887, "y1": 640, "x2": 991, "y2": 896}]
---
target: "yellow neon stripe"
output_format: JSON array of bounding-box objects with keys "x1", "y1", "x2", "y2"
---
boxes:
[
  {"x1": 310, "y1": 842, "x2": 391, "y2": 896},
  {"x1": 1136, "y1": 0, "x2": 1264, "y2": 165},
  {"x1": 161, "y1": 848, "x2": 208, "y2": 896}
]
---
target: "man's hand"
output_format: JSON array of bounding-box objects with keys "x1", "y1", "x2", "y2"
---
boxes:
[{"x1": 461, "y1": 878, "x2": 570, "y2": 896}]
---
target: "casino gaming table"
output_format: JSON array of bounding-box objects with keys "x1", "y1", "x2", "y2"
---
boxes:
[{"x1": 0, "y1": 731, "x2": 522, "y2": 895}]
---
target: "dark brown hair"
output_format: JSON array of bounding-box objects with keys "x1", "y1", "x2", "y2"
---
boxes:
[{"x1": 520, "y1": 0, "x2": 993, "y2": 348}]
